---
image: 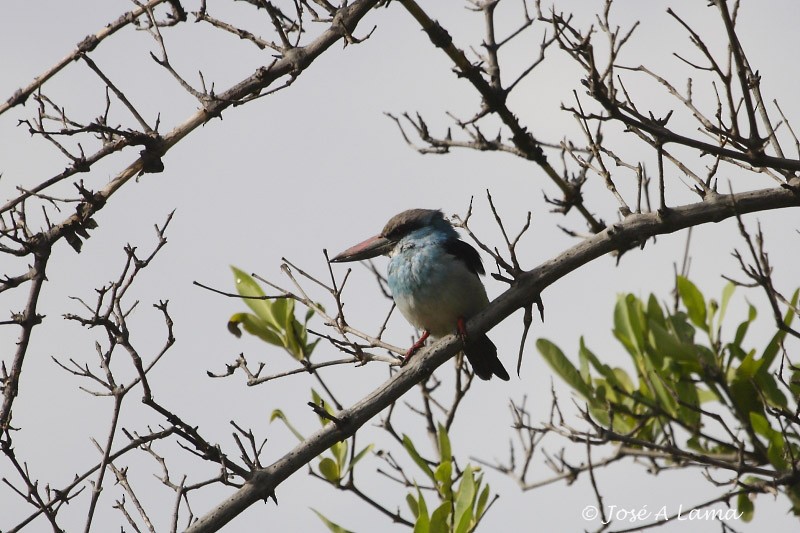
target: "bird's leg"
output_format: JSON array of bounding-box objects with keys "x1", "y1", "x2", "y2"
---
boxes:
[
  {"x1": 402, "y1": 330, "x2": 430, "y2": 365},
  {"x1": 457, "y1": 317, "x2": 468, "y2": 341}
]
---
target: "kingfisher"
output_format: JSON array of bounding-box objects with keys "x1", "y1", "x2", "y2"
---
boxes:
[{"x1": 330, "y1": 208, "x2": 509, "y2": 381}]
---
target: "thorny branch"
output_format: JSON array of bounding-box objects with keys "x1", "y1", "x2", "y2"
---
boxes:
[
  {"x1": 2, "y1": 0, "x2": 384, "y2": 530},
  {"x1": 2, "y1": 1, "x2": 800, "y2": 532}
]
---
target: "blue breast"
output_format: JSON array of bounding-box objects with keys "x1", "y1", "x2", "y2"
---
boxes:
[{"x1": 386, "y1": 225, "x2": 489, "y2": 337}]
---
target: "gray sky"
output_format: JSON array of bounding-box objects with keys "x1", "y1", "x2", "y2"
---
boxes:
[{"x1": 1, "y1": 1, "x2": 799, "y2": 531}]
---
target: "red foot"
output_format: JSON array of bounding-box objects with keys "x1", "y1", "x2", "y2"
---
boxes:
[
  {"x1": 457, "y1": 316, "x2": 468, "y2": 339},
  {"x1": 402, "y1": 330, "x2": 430, "y2": 366}
]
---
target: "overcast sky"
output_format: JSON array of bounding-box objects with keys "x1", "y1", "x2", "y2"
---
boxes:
[{"x1": 1, "y1": 1, "x2": 799, "y2": 531}]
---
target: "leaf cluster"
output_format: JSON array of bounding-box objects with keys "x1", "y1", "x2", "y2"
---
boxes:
[
  {"x1": 227, "y1": 266, "x2": 318, "y2": 360},
  {"x1": 402, "y1": 424, "x2": 493, "y2": 533},
  {"x1": 539, "y1": 277, "x2": 800, "y2": 520}
]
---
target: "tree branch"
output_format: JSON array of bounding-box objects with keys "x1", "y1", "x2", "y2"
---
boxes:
[{"x1": 186, "y1": 178, "x2": 799, "y2": 532}]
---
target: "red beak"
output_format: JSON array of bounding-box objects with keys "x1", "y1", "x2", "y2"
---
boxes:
[{"x1": 329, "y1": 235, "x2": 394, "y2": 263}]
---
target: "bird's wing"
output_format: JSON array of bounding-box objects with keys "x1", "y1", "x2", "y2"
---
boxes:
[{"x1": 443, "y1": 238, "x2": 485, "y2": 276}]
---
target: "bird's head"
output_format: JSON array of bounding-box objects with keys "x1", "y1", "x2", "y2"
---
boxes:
[{"x1": 330, "y1": 208, "x2": 454, "y2": 263}]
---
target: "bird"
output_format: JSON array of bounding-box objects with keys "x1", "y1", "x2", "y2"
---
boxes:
[{"x1": 330, "y1": 208, "x2": 509, "y2": 381}]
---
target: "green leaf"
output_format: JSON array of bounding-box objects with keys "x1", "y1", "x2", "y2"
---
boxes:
[
  {"x1": 737, "y1": 488, "x2": 755, "y2": 522},
  {"x1": 767, "y1": 434, "x2": 788, "y2": 471},
  {"x1": 231, "y1": 266, "x2": 280, "y2": 330},
  {"x1": 475, "y1": 483, "x2": 490, "y2": 519},
  {"x1": 686, "y1": 435, "x2": 707, "y2": 453},
  {"x1": 756, "y1": 289, "x2": 797, "y2": 382},
  {"x1": 429, "y1": 502, "x2": 450, "y2": 533},
  {"x1": 318, "y1": 457, "x2": 340, "y2": 483},
  {"x1": 437, "y1": 423, "x2": 451, "y2": 463},
  {"x1": 707, "y1": 298, "x2": 719, "y2": 330},
  {"x1": 577, "y1": 341, "x2": 591, "y2": 384},
  {"x1": 580, "y1": 338, "x2": 630, "y2": 393},
  {"x1": 272, "y1": 295, "x2": 292, "y2": 333},
  {"x1": 269, "y1": 409, "x2": 304, "y2": 441},
  {"x1": 667, "y1": 311, "x2": 696, "y2": 344},
  {"x1": 730, "y1": 376, "x2": 764, "y2": 421},
  {"x1": 759, "y1": 330, "x2": 785, "y2": 376},
  {"x1": 588, "y1": 392, "x2": 633, "y2": 433},
  {"x1": 284, "y1": 315, "x2": 304, "y2": 360},
  {"x1": 402, "y1": 435, "x2": 436, "y2": 482},
  {"x1": 331, "y1": 440, "x2": 348, "y2": 470},
  {"x1": 642, "y1": 358, "x2": 678, "y2": 417},
  {"x1": 733, "y1": 304, "x2": 757, "y2": 348},
  {"x1": 311, "y1": 389, "x2": 335, "y2": 426},
  {"x1": 717, "y1": 282, "x2": 736, "y2": 328},
  {"x1": 675, "y1": 379, "x2": 701, "y2": 430},
  {"x1": 749, "y1": 412, "x2": 771, "y2": 437},
  {"x1": 227, "y1": 312, "x2": 283, "y2": 346},
  {"x1": 347, "y1": 443, "x2": 374, "y2": 473},
  {"x1": 412, "y1": 488, "x2": 430, "y2": 533},
  {"x1": 311, "y1": 389, "x2": 323, "y2": 405},
  {"x1": 454, "y1": 465, "x2": 476, "y2": 533},
  {"x1": 646, "y1": 294, "x2": 666, "y2": 327},
  {"x1": 537, "y1": 339, "x2": 593, "y2": 400},
  {"x1": 677, "y1": 276, "x2": 708, "y2": 332},
  {"x1": 312, "y1": 509, "x2": 355, "y2": 533},
  {"x1": 697, "y1": 388, "x2": 720, "y2": 403},
  {"x1": 455, "y1": 507, "x2": 474, "y2": 533},
  {"x1": 307, "y1": 337, "x2": 321, "y2": 356},
  {"x1": 434, "y1": 460, "x2": 453, "y2": 500},
  {"x1": 736, "y1": 350, "x2": 764, "y2": 379},
  {"x1": 407, "y1": 493, "x2": 420, "y2": 518},
  {"x1": 749, "y1": 413, "x2": 788, "y2": 470},
  {"x1": 755, "y1": 372, "x2": 788, "y2": 410},
  {"x1": 648, "y1": 320, "x2": 702, "y2": 368},
  {"x1": 613, "y1": 294, "x2": 646, "y2": 356},
  {"x1": 611, "y1": 368, "x2": 635, "y2": 394}
]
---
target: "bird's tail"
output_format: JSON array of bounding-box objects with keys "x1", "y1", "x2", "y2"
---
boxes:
[{"x1": 464, "y1": 334, "x2": 510, "y2": 381}]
